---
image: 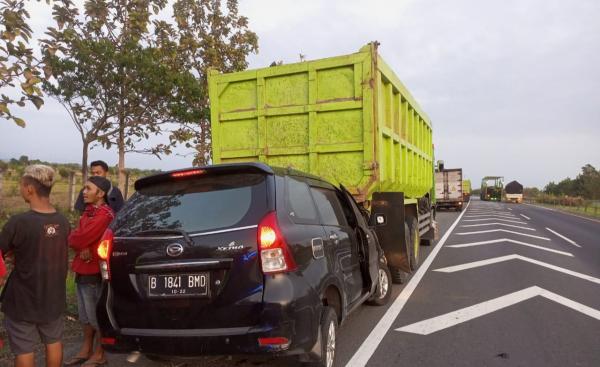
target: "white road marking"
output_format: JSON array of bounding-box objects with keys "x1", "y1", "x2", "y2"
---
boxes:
[
  {"x1": 396, "y1": 286, "x2": 600, "y2": 335},
  {"x1": 463, "y1": 218, "x2": 526, "y2": 224},
  {"x1": 546, "y1": 227, "x2": 581, "y2": 248},
  {"x1": 507, "y1": 208, "x2": 513, "y2": 211},
  {"x1": 461, "y1": 223, "x2": 535, "y2": 231},
  {"x1": 520, "y1": 214, "x2": 531, "y2": 220},
  {"x1": 434, "y1": 254, "x2": 600, "y2": 285},
  {"x1": 465, "y1": 216, "x2": 517, "y2": 220},
  {"x1": 456, "y1": 229, "x2": 550, "y2": 241},
  {"x1": 344, "y1": 204, "x2": 471, "y2": 367},
  {"x1": 447, "y1": 238, "x2": 573, "y2": 257},
  {"x1": 465, "y1": 214, "x2": 516, "y2": 218}
]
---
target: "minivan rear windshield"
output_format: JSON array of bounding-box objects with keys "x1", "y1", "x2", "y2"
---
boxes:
[{"x1": 112, "y1": 173, "x2": 268, "y2": 236}]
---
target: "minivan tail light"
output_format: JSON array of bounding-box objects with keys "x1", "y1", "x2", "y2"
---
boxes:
[
  {"x1": 171, "y1": 169, "x2": 205, "y2": 178},
  {"x1": 258, "y1": 212, "x2": 296, "y2": 274},
  {"x1": 97, "y1": 229, "x2": 114, "y2": 280}
]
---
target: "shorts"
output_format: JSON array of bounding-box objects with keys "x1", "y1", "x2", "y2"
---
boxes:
[
  {"x1": 76, "y1": 282, "x2": 101, "y2": 329},
  {"x1": 3, "y1": 315, "x2": 64, "y2": 356}
]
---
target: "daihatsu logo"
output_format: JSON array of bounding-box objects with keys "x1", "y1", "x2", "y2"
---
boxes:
[{"x1": 166, "y1": 243, "x2": 184, "y2": 257}]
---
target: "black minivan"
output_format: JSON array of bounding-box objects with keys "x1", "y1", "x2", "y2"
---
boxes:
[{"x1": 96, "y1": 163, "x2": 391, "y2": 366}]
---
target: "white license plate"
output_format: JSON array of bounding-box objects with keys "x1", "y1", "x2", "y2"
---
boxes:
[{"x1": 147, "y1": 273, "x2": 209, "y2": 298}]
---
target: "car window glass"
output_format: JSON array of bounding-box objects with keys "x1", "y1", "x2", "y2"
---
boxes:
[
  {"x1": 112, "y1": 173, "x2": 268, "y2": 236},
  {"x1": 311, "y1": 187, "x2": 348, "y2": 227},
  {"x1": 286, "y1": 177, "x2": 319, "y2": 224}
]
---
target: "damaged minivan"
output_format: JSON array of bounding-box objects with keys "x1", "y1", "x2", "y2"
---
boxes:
[{"x1": 96, "y1": 163, "x2": 391, "y2": 367}]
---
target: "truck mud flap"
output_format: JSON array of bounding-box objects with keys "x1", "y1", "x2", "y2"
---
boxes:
[{"x1": 370, "y1": 192, "x2": 410, "y2": 272}]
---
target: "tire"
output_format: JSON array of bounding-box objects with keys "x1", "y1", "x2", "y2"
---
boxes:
[
  {"x1": 421, "y1": 209, "x2": 435, "y2": 247},
  {"x1": 305, "y1": 307, "x2": 338, "y2": 367},
  {"x1": 389, "y1": 266, "x2": 407, "y2": 284},
  {"x1": 406, "y1": 217, "x2": 420, "y2": 271},
  {"x1": 390, "y1": 222, "x2": 412, "y2": 284},
  {"x1": 366, "y1": 261, "x2": 392, "y2": 306}
]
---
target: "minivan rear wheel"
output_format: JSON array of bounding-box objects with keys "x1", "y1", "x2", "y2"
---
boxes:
[{"x1": 306, "y1": 307, "x2": 338, "y2": 367}]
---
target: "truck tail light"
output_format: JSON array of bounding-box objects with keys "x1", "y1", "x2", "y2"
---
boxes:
[
  {"x1": 97, "y1": 229, "x2": 114, "y2": 280},
  {"x1": 258, "y1": 212, "x2": 297, "y2": 274}
]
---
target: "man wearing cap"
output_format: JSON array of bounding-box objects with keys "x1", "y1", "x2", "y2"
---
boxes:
[
  {"x1": 66, "y1": 176, "x2": 115, "y2": 367},
  {"x1": 0, "y1": 165, "x2": 69, "y2": 367},
  {"x1": 74, "y1": 160, "x2": 124, "y2": 214}
]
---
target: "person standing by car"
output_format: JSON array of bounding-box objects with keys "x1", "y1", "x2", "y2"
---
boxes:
[
  {"x1": 0, "y1": 165, "x2": 69, "y2": 367},
  {"x1": 74, "y1": 160, "x2": 124, "y2": 214},
  {"x1": 66, "y1": 176, "x2": 115, "y2": 367}
]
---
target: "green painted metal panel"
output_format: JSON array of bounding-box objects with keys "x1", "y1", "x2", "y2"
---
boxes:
[
  {"x1": 462, "y1": 179, "x2": 472, "y2": 194},
  {"x1": 209, "y1": 43, "x2": 434, "y2": 203}
]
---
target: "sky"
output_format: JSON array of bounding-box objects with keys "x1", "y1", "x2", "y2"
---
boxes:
[{"x1": 1, "y1": 0, "x2": 599, "y2": 188}]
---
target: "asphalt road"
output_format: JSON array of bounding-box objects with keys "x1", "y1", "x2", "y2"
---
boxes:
[
  {"x1": 345, "y1": 199, "x2": 600, "y2": 367},
  {"x1": 16, "y1": 199, "x2": 600, "y2": 366}
]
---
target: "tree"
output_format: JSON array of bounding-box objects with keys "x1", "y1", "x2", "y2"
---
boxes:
[
  {"x1": 577, "y1": 164, "x2": 600, "y2": 200},
  {"x1": 43, "y1": 0, "x2": 203, "y2": 185},
  {"x1": 172, "y1": 0, "x2": 258, "y2": 165},
  {"x1": 0, "y1": 0, "x2": 48, "y2": 126}
]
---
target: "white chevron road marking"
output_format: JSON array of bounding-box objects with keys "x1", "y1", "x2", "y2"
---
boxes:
[
  {"x1": 456, "y1": 229, "x2": 550, "y2": 241},
  {"x1": 396, "y1": 286, "x2": 600, "y2": 335},
  {"x1": 465, "y1": 214, "x2": 516, "y2": 218},
  {"x1": 546, "y1": 227, "x2": 581, "y2": 248},
  {"x1": 463, "y1": 218, "x2": 526, "y2": 224},
  {"x1": 434, "y1": 254, "x2": 600, "y2": 285},
  {"x1": 447, "y1": 238, "x2": 573, "y2": 257},
  {"x1": 461, "y1": 222, "x2": 535, "y2": 231},
  {"x1": 520, "y1": 214, "x2": 531, "y2": 220}
]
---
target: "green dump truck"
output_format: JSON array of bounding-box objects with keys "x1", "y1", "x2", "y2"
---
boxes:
[
  {"x1": 209, "y1": 42, "x2": 436, "y2": 283},
  {"x1": 481, "y1": 176, "x2": 503, "y2": 201},
  {"x1": 462, "y1": 179, "x2": 472, "y2": 202}
]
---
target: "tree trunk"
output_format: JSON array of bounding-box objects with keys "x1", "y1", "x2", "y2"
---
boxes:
[
  {"x1": 118, "y1": 123, "x2": 126, "y2": 193},
  {"x1": 67, "y1": 172, "x2": 76, "y2": 211},
  {"x1": 81, "y1": 140, "x2": 89, "y2": 182}
]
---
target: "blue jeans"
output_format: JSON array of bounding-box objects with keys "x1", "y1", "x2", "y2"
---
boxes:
[{"x1": 76, "y1": 282, "x2": 101, "y2": 329}]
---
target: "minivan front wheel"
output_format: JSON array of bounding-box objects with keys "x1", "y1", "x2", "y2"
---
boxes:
[
  {"x1": 307, "y1": 307, "x2": 338, "y2": 367},
  {"x1": 367, "y1": 262, "x2": 392, "y2": 306}
]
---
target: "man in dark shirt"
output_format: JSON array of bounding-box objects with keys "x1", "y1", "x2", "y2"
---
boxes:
[
  {"x1": 0, "y1": 165, "x2": 69, "y2": 367},
  {"x1": 74, "y1": 160, "x2": 124, "y2": 213}
]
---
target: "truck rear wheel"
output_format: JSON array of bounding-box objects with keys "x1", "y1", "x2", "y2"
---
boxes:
[
  {"x1": 390, "y1": 222, "x2": 411, "y2": 284},
  {"x1": 407, "y1": 217, "x2": 420, "y2": 271}
]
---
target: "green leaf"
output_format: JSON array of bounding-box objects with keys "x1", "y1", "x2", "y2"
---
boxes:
[{"x1": 13, "y1": 118, "x2": 26, "y2": 127}]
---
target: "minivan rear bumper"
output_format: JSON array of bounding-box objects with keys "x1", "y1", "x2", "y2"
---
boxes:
[
  {"x1": 100, "y1": 324, "x2": 304, "y2": 356},
  {"x1": 97, "y1": 274, "x2": 321, "y2": 358}
]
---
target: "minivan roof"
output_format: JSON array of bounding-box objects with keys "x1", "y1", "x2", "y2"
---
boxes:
[{"x1": 135, "y1": 162, "x2": 325, "y2": 190}]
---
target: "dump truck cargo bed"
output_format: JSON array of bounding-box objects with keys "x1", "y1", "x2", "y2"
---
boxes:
[{"x1": 208, "y1": 43, "x2": 434, "y2": 203}]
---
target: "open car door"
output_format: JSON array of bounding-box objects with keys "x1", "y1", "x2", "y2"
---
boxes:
[{"x1": 339, "y1": 185, "x2": 379, "y2": 293}]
